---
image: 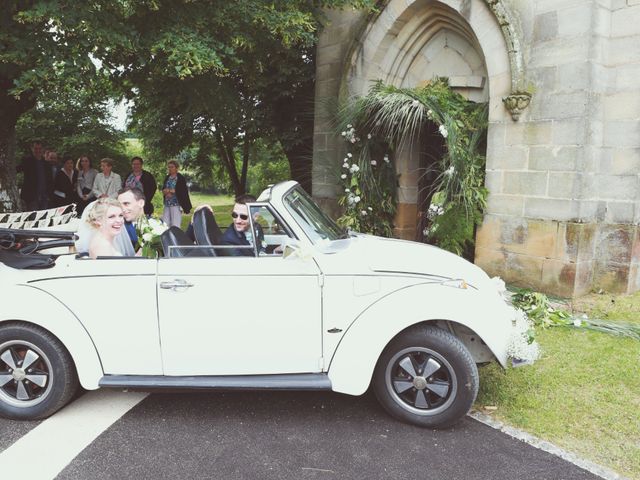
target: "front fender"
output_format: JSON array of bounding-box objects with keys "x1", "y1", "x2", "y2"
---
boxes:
[
  {"x1": 327, "y1": 282, "x2": 512, "y2": 395},
  {"x1": 0, "y1": 284, "x2": 103, "y2": 389}
]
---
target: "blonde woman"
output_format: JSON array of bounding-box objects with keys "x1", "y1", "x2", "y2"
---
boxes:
[
  {"x1": 85, "y1": 198, "x2": 125, "y2": 259},
  {"x1": 92, "y1": 158, "x2": 122, "y2": 199}
]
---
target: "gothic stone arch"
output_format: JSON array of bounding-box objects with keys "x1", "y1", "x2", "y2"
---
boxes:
[
  {"x1": 314, "y1": 0, "x2": 640, "y2": 297},
  {"x1": 342, "y1": 0, "x2": 514, "y2": 240}
]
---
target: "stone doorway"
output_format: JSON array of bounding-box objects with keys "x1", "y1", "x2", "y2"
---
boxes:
[
  {"x1": 415, "y1": 121, "x2": 446, "y2": 243},
  {"x1": 356, "y1": 2, "x2": 491, "y2": 246}
]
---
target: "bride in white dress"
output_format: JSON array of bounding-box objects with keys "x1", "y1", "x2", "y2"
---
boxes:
[
  {"x1": 86, "y1": 198, "x2": 124, "y2": 259},
  {"x1": 76, "y1": 199, "x2": 135, "y2": 257}
]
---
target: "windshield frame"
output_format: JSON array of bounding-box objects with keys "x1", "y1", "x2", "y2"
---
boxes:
[{"x1": 283, "y1": 186, "x2": 346, "y2": 245}]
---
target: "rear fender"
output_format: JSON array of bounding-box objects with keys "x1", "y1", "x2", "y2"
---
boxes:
[
  {"x1": 0, "y1": 284, "x2": 103, "y2": 389},
  {"x1": 327, "y1": 282, "x2": 512, "y2": 395}
]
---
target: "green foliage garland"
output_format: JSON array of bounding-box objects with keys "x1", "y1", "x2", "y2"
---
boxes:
[
  {"x1": 335, "y1": 124, "x2": 396, "y2": 236},
  {"x1": 335, "y1": 79, "x2": 488, "y2": 254},
  {"x1": 512, "y1": 288, "x2": 640, "y2": 340}
]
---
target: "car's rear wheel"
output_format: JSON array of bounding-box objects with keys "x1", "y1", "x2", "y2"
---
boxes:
[
  {"x1": 0, "y1": 323, "x2": 78, "y2": 420},
  {"x1": 373, "y1": 325, "x2": 478, "y2": 429}
]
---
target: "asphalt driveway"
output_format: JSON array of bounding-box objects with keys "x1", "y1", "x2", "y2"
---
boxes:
[{"x1": 34, "y1": 390, "x2": 604, "y2": 480}]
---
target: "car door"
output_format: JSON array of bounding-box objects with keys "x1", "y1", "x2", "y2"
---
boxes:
[
  {"x1": 33, "y1": 257, "x2": 162, "y2": 375},
  {"x1": 157, "y1": 208, "x2": 323, "y2": 376}
]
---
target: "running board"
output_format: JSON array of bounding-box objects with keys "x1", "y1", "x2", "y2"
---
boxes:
[{"x1": 99, "y1": 373, "x2": 332, "y2": 391}]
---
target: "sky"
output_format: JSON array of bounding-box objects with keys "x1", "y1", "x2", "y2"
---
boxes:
[{"x1": 107, "y1": 99, "x2": 130, "y2": 131}]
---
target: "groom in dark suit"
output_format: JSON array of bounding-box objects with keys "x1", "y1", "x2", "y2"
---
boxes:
[
  {"x1": 221, "y1": 194, "x2": 264, "y2": 257},
  {"x1": 117, "y1": 187, "x2": 146, "y2": 248}
]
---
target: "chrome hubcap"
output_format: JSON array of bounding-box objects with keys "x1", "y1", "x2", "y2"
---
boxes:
[
  {"x1": 0, "y1": 341, "x2": 52, "y2": 408},
  {"x1": 385, "y1": 347, "x2": 457, "y2": 416},
  {"x1": 413, "y1": 376, "x2": 427, "y2": 390},
  {"x1": 12, "y1": 368, "x2": 26, "y2": 382}
]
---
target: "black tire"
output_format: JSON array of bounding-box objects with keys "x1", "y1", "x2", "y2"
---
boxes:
[
  {"x1": 0, "y1": 322, "x2": 79, "y2": 420},
  {"x1": 373, "y1": 325, "x2": 478, "y2": 429}
]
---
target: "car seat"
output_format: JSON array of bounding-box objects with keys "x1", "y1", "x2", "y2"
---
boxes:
[
  {"x1": 192, "y1": 208, "x2": 226, "y2": 256},
  {"x1": 160, "y1": 226, "x2": 209, "y2": 257}
]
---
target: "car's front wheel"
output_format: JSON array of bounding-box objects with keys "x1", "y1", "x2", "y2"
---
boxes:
[
  {"x1": 373, "y1": 325, "x2": 478, "y2": 429},
  {"x1": 0, "y1": 322, "x2": 78, "y2": 420}
]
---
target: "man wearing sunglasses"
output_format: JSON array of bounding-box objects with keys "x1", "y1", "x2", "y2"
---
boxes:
[{"x1": 221, "y1": 194, "x2": 264, "y2": 256}]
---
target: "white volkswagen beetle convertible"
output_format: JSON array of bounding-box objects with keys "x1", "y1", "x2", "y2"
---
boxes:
[{"x1": 0, "y1": 181, "x2": 528, "y2": 428}]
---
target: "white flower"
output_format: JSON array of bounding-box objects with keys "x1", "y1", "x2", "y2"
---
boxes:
[
  {"x1": 152, "y1": 224, "x2": 167, "y2": 235},
  {"x1": 383, "y1": 154, "x2": 390, "y2": 163},
  {"x1": 361, "y1": 210, "x2": 367, "y2": 216},
  {"x1": 506, "y1": 308, "x2": 540, "y2": 363},
  {"x1": 445, "y1": 165, "x2": 455, "y2": 176},
  {"x1": 341, "y1": 173, "x2": 347, "y2": 179},
  {"x1": 370, "y1": 160, "x2": 377, "y2": 166},
  {"x1": 427, "y1": 203, "x2": 445, "y2": 219},
  {"x1": 347, "y1": 153, "x2": 352, "y2": 158},
  {"x1": 345, "y1": 188, "x2": 350, "y2": 193},
  {"x1": 350, "y1": 164, "x2": 360, "y2": 173},
  {"x1": 142, "y1": 232, "x2": 153, "y2": 242},
  {"x1": 354, "y1": 196, "x2": 361, "y2": 203},
  {"x1": 438, "y1": 124, "x2": 448, "y2": 138},
  {"x1": 367, "y1": 206, "x2": 373, "y2": 211},
  {"x1": 573, "y1": 318, "x2": 582, "y2": 327},
  {"x1": 491, "y1": 276, "x2": 506, "y2": 294},
  {"x1": 343, "y1": 162, "x2": 349, "y2": 169},
  {"x1": 341, "y1": 131, "x2": 346, "y2": 136},
  {"x1": 350, "y1": 138, "x2": 356, "y2": 144},
  {"x1": 367, "y1": 133, "x2": 372, "y2": 139},
  {"x1": 347, "y1": 124, "x2": 352, "y2": 128}
]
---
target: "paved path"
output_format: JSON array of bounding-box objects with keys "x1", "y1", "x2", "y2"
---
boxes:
[{"x1": 0, "y1": 390, "x2": 604, "y2": 480}]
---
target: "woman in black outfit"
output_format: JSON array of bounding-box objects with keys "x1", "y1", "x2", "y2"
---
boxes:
[{"x1": 51, "y1": 157, "x2": 78, "y2": 207}]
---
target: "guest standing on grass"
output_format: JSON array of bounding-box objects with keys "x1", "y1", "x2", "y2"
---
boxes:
[
  {"x1": 44, "y1": 150, "x2": 60, "y2": 206},
  {"x1": 17, "y1": 141, "x2": 48, "y2": 211},
  {"x1": 124, "y1": 156, "x2": 156, "y2": 216},
  {"x1": 92, "y1": 158, "x2": 122, "y2": 199},
  {"x1": 161, "y1": 160, "x2": 192, "y2": 228},
  {"x1": 51, "y1": 156, "x2": 78, "y2": 207},
  {"x1": 75, "y1": 155, "x2": 97, "y2": 215}
]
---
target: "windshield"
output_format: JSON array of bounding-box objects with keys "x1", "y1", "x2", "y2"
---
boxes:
[{"x1": 284, "y1": 187, "x2": 346, "y2": 244}]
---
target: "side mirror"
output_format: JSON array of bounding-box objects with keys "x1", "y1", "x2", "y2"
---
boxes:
[
  {"x1": 282, "y1": 239, "x2": 301, "y2": 259},
  {"x1": 281, "y1": 239, "x2": 315, "y2": 261}
]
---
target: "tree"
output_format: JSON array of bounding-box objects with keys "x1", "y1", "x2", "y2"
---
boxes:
[
  {"x1": 16, "y1": 86, "x2": 126, "y2": 168},
  {"x1": 1, "y1": 1, "x2": 121, "y2": 212},
  {"x1": 103, "y1": 0, "x2": 373, "y2": 196},
  {"x1": 1, "y1": 1, "x2": 373, "y2": 211}
]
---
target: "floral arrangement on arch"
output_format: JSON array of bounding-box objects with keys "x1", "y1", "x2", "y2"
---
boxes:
[
  {"x1": 336, "y1": 78, "x2": 488, "y2": 256},
  {"x1": 336, "y1": 124, "x2": 397, "y2": 237}
]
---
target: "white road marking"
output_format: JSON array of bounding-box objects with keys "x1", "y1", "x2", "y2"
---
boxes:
[
  {"x1": 468, "y1": 411, "x2": 627, "y2": 480},
  {"x1": 0, "y1": 390, "x2": 148, "y2": 480}
]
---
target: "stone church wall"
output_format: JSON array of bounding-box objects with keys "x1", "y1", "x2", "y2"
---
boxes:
[{"x1": 313, "y1": 0, "x2": 640, "y2": 296}]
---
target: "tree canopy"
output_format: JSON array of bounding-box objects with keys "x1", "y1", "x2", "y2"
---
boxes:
[{"x1": 1, "y1": 0, "x2": 373, "y2": 212}]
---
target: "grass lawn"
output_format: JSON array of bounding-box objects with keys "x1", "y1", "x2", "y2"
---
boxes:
[
  {"x1": 154, "y1": 192, "x2": 235, "y2": 231},
  {"x1": 476, "y1": 291, "x2": 640, "y2": 479}
]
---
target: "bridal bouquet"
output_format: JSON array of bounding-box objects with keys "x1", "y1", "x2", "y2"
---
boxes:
[{"x1": 136, "y1": 217, "x2": 167, "y2": 258}]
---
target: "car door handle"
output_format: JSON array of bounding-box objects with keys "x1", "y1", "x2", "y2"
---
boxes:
[{"x1": 159, "y1": 279, "x2": 194, "y2": 291}]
